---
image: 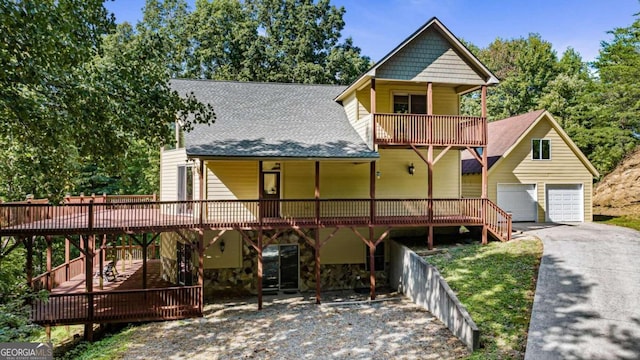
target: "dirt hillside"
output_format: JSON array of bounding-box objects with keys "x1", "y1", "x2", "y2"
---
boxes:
[{"x1": 593, "y1": 146, "x2": 640, "y2": 216}]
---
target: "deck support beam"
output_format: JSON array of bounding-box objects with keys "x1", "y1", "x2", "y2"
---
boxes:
[
  {"x1": 368, "y1": 227, "x2": 376, "y2": 300},
  {"x1": 257, "y1": 228, "x2": 263, "y2": 310},
  {"x1": 197, "y1": 230, "x2": 204, "y2": 314},
  {"x1": 315, "y1": 227, "x2": 321, "y2": 304}
]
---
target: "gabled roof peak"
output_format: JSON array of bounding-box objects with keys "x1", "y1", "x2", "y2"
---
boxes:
[{"x1": 335, "y1": 17, "x2": 499, "y2": 101}]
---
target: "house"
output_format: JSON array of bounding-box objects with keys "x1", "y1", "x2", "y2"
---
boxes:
[
  {"x1": 158, "y1": 17, "x2": 511, "y2": 304},
  {"x1": 461, "y1": 110, "x2": 599, "y2": 222}
]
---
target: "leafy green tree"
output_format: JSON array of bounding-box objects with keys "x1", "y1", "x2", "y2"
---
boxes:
[{"x1": 0, "y1": 1, "x2": 214, "y2": 201}]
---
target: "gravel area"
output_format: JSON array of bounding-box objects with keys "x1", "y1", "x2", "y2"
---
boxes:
[{"x1": 121, "y1": 292, "x2": 469, "y2": 359}]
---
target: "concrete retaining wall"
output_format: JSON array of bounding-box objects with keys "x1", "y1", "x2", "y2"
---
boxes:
[{"x1": 389, "y1": 241, "x2": 479, "y2": 351}]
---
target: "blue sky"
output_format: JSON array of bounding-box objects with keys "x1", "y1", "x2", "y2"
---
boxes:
[{"x1": 105, "y1": 0, "x2": 639, "y2": 63}]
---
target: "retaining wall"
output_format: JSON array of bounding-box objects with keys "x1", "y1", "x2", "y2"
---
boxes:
[{"x1": 389, "y1": 241, "x2": 480, "y2": 351}]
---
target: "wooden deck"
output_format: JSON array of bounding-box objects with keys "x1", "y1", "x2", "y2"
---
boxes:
[
  {"x1": 0, "y1": 198, "x2": 511, "y2": 241},
  {"x1": 31, "y1": 260, "x2": 201, "y2": 325}
]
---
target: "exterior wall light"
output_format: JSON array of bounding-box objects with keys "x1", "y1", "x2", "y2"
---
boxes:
[
  {"x1": 376, "y1": 171, "x2": 382, "y2": 179},
  {"x1": 219, "y1": 239, "x2": 226, "y2": 253},
  {"x1": 408, "y1": 163, "x2": 415, "y2": 175}
]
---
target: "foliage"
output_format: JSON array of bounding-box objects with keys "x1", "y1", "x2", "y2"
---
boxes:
[
  {"x1": 0, "y1": 1, "x2": 215, "y2": 201},
  {"x1": 461, "y1": 10, "x2": 640, "y2": 176},
  {"x1": 139, "y1": 0, "x2": 371, "y2": 84},
  {"x1": 424, "y1": 239, "x2": 543, "y2": 359},
  {"x1": 56, "y1": 325, "x2": 137, "y2": 360},
  {"x1": 0, "y1": 247, "x2": 42, "y2": 342},
  {"x1": 595, "y1": 215, "x2": 640, "y2": 232}
]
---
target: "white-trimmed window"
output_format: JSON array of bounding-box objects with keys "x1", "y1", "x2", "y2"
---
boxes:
[
  {"x1": 532, "y1": 139, "x2": 551, "y2": 160},
  {"x1": 177, "y1": 165, "x2": 194, "y2": 213}
]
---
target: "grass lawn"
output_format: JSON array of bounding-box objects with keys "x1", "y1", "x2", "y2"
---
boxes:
[
  {"x1": 594, "y1": 214, "x2": 640, "y2": 232},
  {"x1": 54, "y1": 325, "x2": 136, "y2": 360},
  {"x1": 422, "y1": 239, "x2": 543, "y2": 359}
]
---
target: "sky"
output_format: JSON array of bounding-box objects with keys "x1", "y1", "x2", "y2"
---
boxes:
[{"x1": 104, "y1": 0, "x2": 639, "y2": 63}]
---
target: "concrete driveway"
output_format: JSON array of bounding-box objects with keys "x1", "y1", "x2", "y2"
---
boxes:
[{"x1": 519, "y1": 222, "x2": 640, "y2": 360}]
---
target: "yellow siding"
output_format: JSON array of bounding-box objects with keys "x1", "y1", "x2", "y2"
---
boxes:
[
  {"x1": 203, "y1": 230, "x2": 242, "y2": 269},
  {"x1": 356, "y1": 87, "x2": 371, "y2": 119},
  {"x1": 206, "y1": 161, "x2": 258, "y2": 200},
  {"x1": 159, "y1": 149, "x2": 205, "y2": 201},
  {"x1": 377, "y1": 149, "x2": 460, "y2": 198},
  {"x1": 486, "y1": 120, "x2": 593, "y2": 221},
  {"x1": 321, "y1": 227, "x2": 388, "y2": 264},
  {"x1": 374, "y1": 83, "x2": 459, "y2": 115},
  {"x1": 461, "y1": 174, "x2": 481, "y2": 198},
  {"x1": 343, "y1": 92, "x2": 358, "y2": 124}
]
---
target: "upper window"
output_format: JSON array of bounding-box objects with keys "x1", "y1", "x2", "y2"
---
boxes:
[
  {"x1": 393, "y1": 94, "x2": 426, "y2": 114},
  {"x1": 532, "y1": 139, "x2": 550, "y2": 160}
]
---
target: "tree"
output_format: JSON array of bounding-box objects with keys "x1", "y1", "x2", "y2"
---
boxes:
[
  {"x1": 477, "y1": 34, "x2": 559, "y2": 120},
  {"x1": 0, "y1": 1, "x2": 215, "y2": 201}
]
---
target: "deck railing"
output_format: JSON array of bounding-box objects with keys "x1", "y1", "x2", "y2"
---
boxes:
[
  {"x1": 373, "y1": 113, "x2": 486, "y2": 146},
  {"x1": 0, "y1": 198, "x2": 511, "y2": 241},
  {"x1": 31, "y1": 285, "x2": 201, "y2": 325},
  {"x1": 30, "y1": 257, "x2": 87, "y2": 291}
]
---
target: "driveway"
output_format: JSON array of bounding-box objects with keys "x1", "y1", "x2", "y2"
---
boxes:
[{"x1": 519, "y1": 222, "x2": 640, "y2": 360}]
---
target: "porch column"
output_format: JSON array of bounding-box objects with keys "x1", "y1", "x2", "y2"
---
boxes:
[
  {"x1": 257, "y1": 228, "x2": 263, "y2": 310},
  {"x1": 427, "y1": 82, "x2": 433, "y2": 115},
  {"x1": 314, "y1": 161, "x2": 321, "y2": 304},
  {"x1": 481, "y1": 86, "x2": 489, "y2": 246},
  {"x1": 428, "y1": 145, "x2": 434, "y2": 250},
  {"x1": 198, "y1": 159, "x2": 205, "y2": 225},
  {"x1": 258, "y1": 161, "x2": 264, "y2": 221},
  {"x1": 370, "y1": 161, "x2": 376, "y2": 221},
  {"x1": 46, "y1": 236, "x2": 52, "y2": 290}
]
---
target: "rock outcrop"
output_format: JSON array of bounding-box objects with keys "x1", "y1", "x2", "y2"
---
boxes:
[{"x1": 593, "y1": 146, "x2": 640, "y2": 215}]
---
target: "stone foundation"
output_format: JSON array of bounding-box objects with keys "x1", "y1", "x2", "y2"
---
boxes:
[{"x1": 201, "y1": 229, "x2": 388, "y2": 300}]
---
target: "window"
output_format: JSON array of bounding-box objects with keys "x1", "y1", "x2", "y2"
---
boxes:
[
  {"x1": 393, "y1": 94, "x2": 426, "y2": 114},
  {"x1": 365, "y1": 243, "x2": 385, "y2": 271},
  {"x1": 532, "y1": 139, "x2": 550, "y2": 160},
  {"x1": 177, "y1": 165, "x2": 194, "y2": 213}
]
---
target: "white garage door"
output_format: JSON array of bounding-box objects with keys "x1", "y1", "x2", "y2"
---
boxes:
[
  {"x1": 497, "y1": 184, "x2": 537, "y2": 222},
  {"x1": 546, "y1": 184, "x2": 583, "y2": 222}
]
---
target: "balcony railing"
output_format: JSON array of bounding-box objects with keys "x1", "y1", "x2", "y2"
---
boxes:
[
  {"x1": 373, "y1": 113, "x2": 486, "y2": 146},
  {"x1": 0, "y1": 199, "x2": 511, "y2": 241},
  {"x1": 31, "y1": 286, "x2": 202, "y2": 325}
]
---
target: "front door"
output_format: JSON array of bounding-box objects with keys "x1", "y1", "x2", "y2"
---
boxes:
[
  {"x1": 262, "y1": 244, "x2": 299, "y2": 291},
  {"x1": 262, "y1": 172, "x2": 280, "y2": 218}
]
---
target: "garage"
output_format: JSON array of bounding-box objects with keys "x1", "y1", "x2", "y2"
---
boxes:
[
  {"x1": 497, "y1": 184, "x2": 537, "y2": 222},
  {"x1": 546, "y1": 184, "x2": 583, "y2": 222}
]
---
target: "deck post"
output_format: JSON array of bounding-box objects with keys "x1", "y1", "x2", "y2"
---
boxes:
[
  {"x1": 315, "y1": 227, "x2": 321, "y2": 304},
  {"x1": 368, "y1": 227, "x2": 376, "y2": 300},
  {"x1": 64, "y1": 236, "x2": 70, "y2": 282},
  {"x1": 427, "y1": 82, "x2": 433, "y2": 115},
  {"x1": 46, "y1": 236, "x2": 52, "y2": 290},
  {"x1": 197, "y1": 230, "x2": 204, "y2": 313},
  {"x1": 427, "y1": 145, "x2": 434, "y2": 250},
  {"x1": 84, "y1": 234, "x2": 94, "y2": 342},
  {"x1": 370, "y1": 78, "x2": 376, "y2": 114},
  {"x1": 257, "y1": 228, "x2": 263, "y2": 310},
  {"x1": 142, "y1": 233, "x2": 148, "y2": 289},
  {"x1": 314, "y1": 161, "x2": 322, "y2": 305},
  {"x1": 121, "y1": 235, "x2": 126, "y2": 272},
  {"x1": 370, "y1": 161, "x2": 376, "y2": 222}
]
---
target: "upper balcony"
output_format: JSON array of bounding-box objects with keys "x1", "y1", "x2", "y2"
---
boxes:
[{"x1": 373, "y1": 113, "x2": 486, "y2": 147}]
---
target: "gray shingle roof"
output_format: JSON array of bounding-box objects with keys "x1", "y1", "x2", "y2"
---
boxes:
[{"x1": 170, "y1": 79, "x2": 378, "y2": 159}]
